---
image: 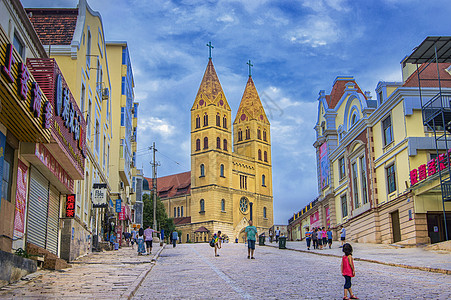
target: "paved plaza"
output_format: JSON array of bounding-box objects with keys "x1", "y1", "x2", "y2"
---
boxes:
[{"x1": 0, "y1": 242, "x2": 450, "y2": 299}]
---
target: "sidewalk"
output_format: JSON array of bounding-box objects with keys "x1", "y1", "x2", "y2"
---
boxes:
[
  {"x1": 0, "y1": 244, "x2": 164, "y2": 299},
  {"x1": 266, "y1": 241, "x2": 451, "y2": 274}
]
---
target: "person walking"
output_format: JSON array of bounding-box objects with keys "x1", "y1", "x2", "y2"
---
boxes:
[
  {"x1": 275, "y1": 227, "x2": 281, "y2": 243},
  {"x1": 327, "y1": 227, "x2": 333, "y2": 249},
  {"x1": 340, "y1": 225, "x2": 346, "y2": 248},
  {"x1": 109, "y1": 231, "x2": 116, "y2": 250},
  {"x1": 137, "y1": 227, "x2": 146, "y2": 255},
  {"x1": 312, "y1": 227, "x2": 318, "y2": 249},
  {"x1": 321, "y1": 227, "x2": 327, "y2": 249},
  {"x1": 305, "y1": 227, "x2": 312, "y2": 250},
  {"x1": 214, "y1": 231, "x2": 222, "y2": 257},
  {"x1": 341, "y1": 243, "x2": 358, "y2": 300},
  {"x1": 130, "y1": 228, "x2": 137, "y2": 249},
  {"x1": 245, "y1": 220, "x2": 258, "y2": 259},
  {"x1": 171, "y1": 230, "x2": 178, "y2": 248},
  {"x1": 269, "y1": 230, "x2": 273, "y2": 243},
  {"x1": 317, "y1": 227, "x2": 323, "y2": 250},
  {"x1": 144, "y1": 225, "x2": 160, "y2": 255}
]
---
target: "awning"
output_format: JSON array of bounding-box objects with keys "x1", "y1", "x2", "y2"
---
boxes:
[{"x1": 405, "y1": 36, "x2": 451, "y2": 64}]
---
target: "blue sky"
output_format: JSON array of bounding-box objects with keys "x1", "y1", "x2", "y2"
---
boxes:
[{"x1": 22, "y1": 0, "x2": 451, "y2": 224}]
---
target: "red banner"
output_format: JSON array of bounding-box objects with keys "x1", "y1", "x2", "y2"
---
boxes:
[
  {"x1": 13, "y1": 160, "x2": 28, "y2": 238},
  {"x1": 66, "y1": 194, "x2": 76, "y2": 218}
]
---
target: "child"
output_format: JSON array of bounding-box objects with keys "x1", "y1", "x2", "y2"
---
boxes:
[
  {"x1": 214, "y1": 231, "x2": 222, "y2": 257},
  {"x1": 321, "y1": 227, "x2": 327, "y2": 249},
  {"x1": 312, "y1": 228, "x2": 318, "y2": 249},
  {"x1": 317, "y1": 228, "x2": 323, "y2": 250},
  {"x1": 341, "y1": 243, "x2": 358, "y2": 300},
  {"x1": 327, "y1": 227, "x2": 333, "y2": 249},
  {"x1": 305, "y1": 227, "x2": 312, "y2": 250}
]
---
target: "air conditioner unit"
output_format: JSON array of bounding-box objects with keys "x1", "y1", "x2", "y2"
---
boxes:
[
  {"x1": 102, "y1": 87, "x2": 109, "y2": 100},
  {"x1": 120, "y1": 181, "x2": 124, "y2": 190}
]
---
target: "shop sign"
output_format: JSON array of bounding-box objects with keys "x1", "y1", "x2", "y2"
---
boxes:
[
  {"x1": 13, "y1": 160, "x2": 28, "y2": 238},
  {"x1": 1, "y1": 44, "x2": 51, "y2": 129},
  {"x1": 92, "y1": 183, "x2": 107, "y2": 207},
  {"x1": 66, "y1": 194, "x2": 76, "y2": 218},
  {"x1": 35, "y1": 143, "x2": 73, "y2": 192},
  {"x1": 325, "y1": 206, "x2": 330, "y2": 228},
  {"x1": 310, "y1": 211, "x2": 320, "y2": 228},
  {"x1": 0, "y1": 132, "x2": 4, "y2": 210},
  {"x1": 116, "y1": 198, "x2": 122, "y2": 213},
  {"x1": 319, "y1": 143, "x2": 330, "y2": 189},
  {"x1": 118, "y1": 206, "x2": 125, "y2": 220},
  {"x1": 410, "y1": 150, "x2": 451, "y2": 186}
]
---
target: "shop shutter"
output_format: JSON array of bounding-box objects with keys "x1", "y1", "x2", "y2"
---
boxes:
[
  {"x1": 27, "y1": 167, "x2": 49, "y2": 249},
  {"x1": 46, "y1": 185, "x2": 60, "y2": 255}
]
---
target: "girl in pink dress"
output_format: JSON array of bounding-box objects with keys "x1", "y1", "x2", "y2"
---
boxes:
[{"x1": 341, "y1": 243, "x2": 358, "y2": 300}]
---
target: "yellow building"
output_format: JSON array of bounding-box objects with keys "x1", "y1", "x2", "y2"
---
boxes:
[{"x1": 147, "y1": 57, "x2": 274, "y2": 243}]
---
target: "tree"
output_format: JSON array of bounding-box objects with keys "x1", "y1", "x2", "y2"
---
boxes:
[{"x1": 142, "y1": 193, "x2": 175, "y2": 236}]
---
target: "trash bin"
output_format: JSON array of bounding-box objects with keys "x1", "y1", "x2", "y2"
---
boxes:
[
  {"x1": 278, "y1": 237, "x2": 287, "y2": 249},
  {"x1": 259, "y1": 235, "x2": 265, "y2": 246}
]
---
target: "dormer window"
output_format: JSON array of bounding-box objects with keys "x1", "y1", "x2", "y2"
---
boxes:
[{"x1": 321, "y1": 121, "x2": 325, "y2": 135}]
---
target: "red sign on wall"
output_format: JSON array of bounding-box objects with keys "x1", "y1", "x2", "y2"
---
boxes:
[
  {"x1": 35, "y1": 143, "x2": 73, "y2": 192},
  {"x1": 13, "y1": 160, "x2": 28, "y2": 238},
  {"x1": 66, "y1": 194, "x2": 76, "y2": 218},
  {"x1": 410, "y1": 149, "x2": 451, "y2": 186}
]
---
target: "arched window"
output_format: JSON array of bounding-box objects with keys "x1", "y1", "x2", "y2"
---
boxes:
[
  {"x1": 238, "y1": 129, "x2": 243, "y2": 141},
  {"x1": 264, "y1": 151, "x2": 268, "y2": 162},
  {"x1": 351, "y1": 112, "x2": 358, "y2": 127},
  {"x1": 204, "y1": 137, "x2": 208, "y2": 149},
  {"x1": 258, "y1": 149, "x2": 262, "y2": 160},
  {"x1": 263, "y1": 130, "x2": 267, "y2": 141},
  {"x1": 177, "y1": 207, "x2": 180, "y2": 217},
  {"x1": 195, "y1": 115, "x2": 200, "y2": 128},
  {"x1": 257, "y1": 128, "x2": 261, "y2": 140},
  {"x1": 216, "y1": 137, "x2": 221, "y2": 149},
  {"x1": 223, "y1": 139, "x2": 227, "y2": 151},
  {"x1": 216, "y1": 113, "x2": 220, "y2": 126},
  {"x1": 174, "y1": 207, "x2": 176, "y2": 217},
  {"x1": 203, "y1": 113, "x2": 208, "y2": 126},
  {"x1": 262, "y1": 174, "x2": 266, "y2": 186},
  {"x1": 223, "y1": 115, "x2": 227, "y2": 129},
  {"x1": 245, "y1": 128, "x2": 250, "y2": 140},
  {"x1": 263, "y1": 207, "x2": 267, "y2": 218},
  {"x1": 200, "y1": 164, "x2": 205, "y2": 177},
  {"x1": 181, "y1": 206, "x2": 184, "y2": 217},
  {"x1": 196, "y1": 139, "x2": 201, "y2": 151},
  {"x1": 200, "y1": 199, "x2": 205, "y2": 212},
  {"x1": 221, "y1": 199, "x2": 225, "y2": 211},
  {"x1": 220, "y1": 164, "x2": 224, "y2": 177}
]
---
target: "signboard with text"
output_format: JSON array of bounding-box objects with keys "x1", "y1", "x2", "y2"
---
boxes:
[
  {"x1": 410, "y1": 149, "x2": 451, "y2": 186},
  {"x1": 66, "y1": 194, "x2": 76, "y2": 218},
  {"x1": 116, "y1": 198, "x2": 122, "y2": 213},
  {"x1": 319, "y1": 143, "x2": 330, "y2": 189},
  {"x1": 92, "y1": 183, "x2": 107, "y2": 207},
  {"x1": 13, "y1": 160, "x2": 28, "y2": 238}
]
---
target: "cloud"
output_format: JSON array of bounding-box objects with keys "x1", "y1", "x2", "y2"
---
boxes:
[
  {"x1": 217, "y1": 14, "x2": 235, "y2": 23},
  {"x1": 289, "y1": 15, "x2": 340, "y2": 47},
  {"x1": 139, "y1": 117, "x2": 176, "y2": 138}
]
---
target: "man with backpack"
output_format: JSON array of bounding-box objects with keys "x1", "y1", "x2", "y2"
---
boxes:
[{"x1": 210, "y1": 231, "x2": 222, "y2": 257}]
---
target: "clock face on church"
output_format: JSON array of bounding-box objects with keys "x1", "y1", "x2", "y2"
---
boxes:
[{"x1": 239, "y1": 197, "x2": 249, "y2": 214}]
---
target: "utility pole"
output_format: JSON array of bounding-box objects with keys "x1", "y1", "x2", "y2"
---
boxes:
[{"x1": 150, "y1": 142, "x2": 159, "y2": 231}]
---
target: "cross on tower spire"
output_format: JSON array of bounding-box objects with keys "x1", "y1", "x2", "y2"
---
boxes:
[
  {"x1": 206, "y1": 41, "x2": 214, "y2": 59},
  {"x1": 246, "y1": 60, "x2": 253, "y2": 77}
]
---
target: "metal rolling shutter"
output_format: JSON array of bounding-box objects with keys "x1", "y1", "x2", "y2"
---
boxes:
[
  {"x1": 46, "y1": 185, "x2": 60, "y2": 255},
  {"x1": 27, "y1": 167, "x2": 49, "y2": 249}
]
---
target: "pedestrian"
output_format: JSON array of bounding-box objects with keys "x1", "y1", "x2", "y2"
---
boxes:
[
  {"x1": 144, "y1": 225, "x2": 160, "y2": 255},
  {"x1": 214, "y1": 231, "x2": 222, "y2": 257},
  {"x1": 275, "y1": 226, "x2": 280, "y2": 243},
  {"x1": 312, "y1": 227, "x2": 318, "y2": 249},
  {"x1": 340, "y1": 225, "x2": 346, "y2": 248},
  {"x1": 327, "y1": 227, "x2": 333, "y2": 249},
  {"x1": 321, "y1": 227, "x2": 327, "y2": 249},
  {"x1": 317, "y1": 227, "x2": 323, "y2": 250},
  {"x1": 269, "y1": 230, "x2": 273, "y2": 243},
  {"x1": 171, "y1": 230, "x2": 178, "y2": 248},
  {"x1": 109, "y1": 231, "x2": 116, "y2": 250},
  {"x1": 305, "y1": 227, "x2": 312, "y2": 250},
  {"x1": 341, "y1": 243, "x2": 358, "y2": 300},
  {"x1": 130, "y1": 228, "x2": 137, "y2": 249},
  {"x1": 245, "y1": 220, "x2": 258, "y2": 259},
  {"x1": 137, "y1": 227, "x2": 146, "y2": 255}
]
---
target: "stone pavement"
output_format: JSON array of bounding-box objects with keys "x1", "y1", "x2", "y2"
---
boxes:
[
  {"x1": 266, "y1": 241, "x2": 451, "y2": 274},
  {"x1": 133, "y1": 243, "x2": 451, "y2": 299},
  {"x1": 0, "y1": 243, "x2": 162, "y2": 299}
]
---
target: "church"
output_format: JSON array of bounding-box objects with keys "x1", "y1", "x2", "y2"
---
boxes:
[{"x1": 145, "y1": 55, "x2": 274, "y2": 243}]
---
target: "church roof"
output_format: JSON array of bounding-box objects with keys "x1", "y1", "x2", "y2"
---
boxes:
[
  {"x1": 192, "y1": 59, "x2": 230, "y2": 110},
  {"x1": 144, "y1": 171, "x2": 191, "y2": 198},
  {"x1": 402, "y1": 63, "x2": 451, "y2": 88},
  {"x1": 234, "y1": 76, "x2": 269, "y2": 124},
  {"x1": 194, "y1": 226, "x2": 210, "y2": 233},
  {"x1": 327, "y1": 77, "x2": 365, "y2": 109}
]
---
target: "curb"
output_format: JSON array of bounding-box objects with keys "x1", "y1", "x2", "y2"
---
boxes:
[
  {"x1": 121, "y1": 244, "x2": 165, "y2": 300},
  {"x1": 265, "y1": 244, "x2": 451, "y2": 275}
]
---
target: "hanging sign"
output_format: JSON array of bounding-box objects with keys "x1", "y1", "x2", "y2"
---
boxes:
[
  {"x1": 66, "y1": 194, "x2": 76, "y2": 217},
  {"x1": 13, "y1": 160, "x2": 28, "y2": 238},
  {"x1": 92, "y1": 183, "x2": 107, "y2": 207},
  {"x1": 116, "y1": 198, "x2": 122, "y2": 213}
]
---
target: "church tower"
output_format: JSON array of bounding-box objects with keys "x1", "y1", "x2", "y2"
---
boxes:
[{"x1": 190, "y1": 56, "x2": 233, "y2": 232}]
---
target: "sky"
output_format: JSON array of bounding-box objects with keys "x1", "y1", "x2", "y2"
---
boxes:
[{"x1": 22, "y1": 0, "x2": 451, "y2": 224}]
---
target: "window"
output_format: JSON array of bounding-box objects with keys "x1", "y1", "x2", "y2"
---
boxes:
[
  {"x1": 263, "y1": 207, "x2": 267, "y2": 218},
  {"x1": 321, "y1": 122, "x2": 325, "y2": 135},
  {"x1": 181, "y1": 206, "x2": 184, "y2": 217},
  {"x1": 221, "y1": 199, "x2": 225, "y2": 211},
  {"x1": 177, "y1": 207, "x2": 180, "y2": 217},
  {"x1": 352, "y1": 162, "x2": 359, "y2": 208},
  {"x1": 121, "y1": 107, "x2": 125, "y2": 126},
  {"x1": 203, "y1": 113, "x2": 208, "y2": 126},
  {"x1": 174, "y1": 207, "x2": 177, "y2": 217},
  {"x1": 258, "y1": 149, "x2": 262, "y2": 160},
  {"x1": 196, "y1": 139, "x2": 201, "y2": 151},
  {"x1": 360, "y1": 156, "x2": 368, "y2": 204},
  {"x1": 200, "y1": 199, "x2": 205, "y2": 212},
  {"x1": 86, "y1": 99, "x2": 92, "y2": 139},
  {"x1": 378, "y1": 91, "x2": 383, "y2": 104},
  {"x1": 96, "y1": 59, "x2": 103, "y2": 97},
  {"x1": 386, "y1": 164, "x2": 396, "y2": 194},
  {"x1": 216, "y1": 137, "x2": 221, "y2": 149},
  {"x1": 341, "y1": 194, "x2": 348, "y2": 218},
  {"x1": 103, "y1": 135, "x2": 106, "y2": 169},
  {"x1": 262, "y1": 174, "x2": 266, "y2": 186},
  {"x1": 339, "y1": 157, "x2": 346, "y2": 180},
  {"x1": 263, "y1": 130, "x2": 267, "y2": 141},
  {"x1": 382, "y1": 115, "x2": 393, "y2": 146},
  {"x1": 257, "y1": 128, "x2": 261, "y2": 140},
  {"x1": 204, "y1": 137, "x2": 208, "y2": 149},
  {"x1": 200, "y1": 164, "x2": 205, "y2": 177},
  {"x1": 216, "y1": 114, "x2": 220, "y2": 126},
  {"x1": 86, "y1": 30, "x2": 91, "y2": 68},
  {"x1": 95, "y1": 120, "x2": 100, "y2": 153},
  {"x1": 220, "y1": 164, "x2": 224, "y2": 177},
  {"x1": 121, "y1": 76, "x2": 126, "y2": 95},
  {"x1": 264, "y1": 151, "x2": 268, "y2": 162},
  {"x1": 238, "y1": 129, "x2": 243, "y2": 141},
  {"x1": 223, "y1": 139, "x2": 227, "y2": 151},
  {"x1": 80, "y1": 83, "x2": 86, "y2": 114},
  {"x1": 223, "y1": 116, "x2": 227, "y2": 129},
  {"x1": 195, "y1": 115, "x2": 200, "y2": 128},
  {"x1": 2, "y1": 143, "x2": 14, "y2": 202},
  {"x1": 240, "y1": 175, "x2": 248, "y2": 190},
  {"x1": 13, "y1": 32, "x2": 25, "y2": 58},
  {"x1": 107, "y1": 144, "x2": 110, "y2": 176},
  {"x1": 245, "y1": 128, "x2": 250, "y2": 140},
  {"x1": 351, "y1": 113, "x2": 357, "y2": 126},
  {"x1": 239, "y1": 197, "x2": 249, "y2": 213}
]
